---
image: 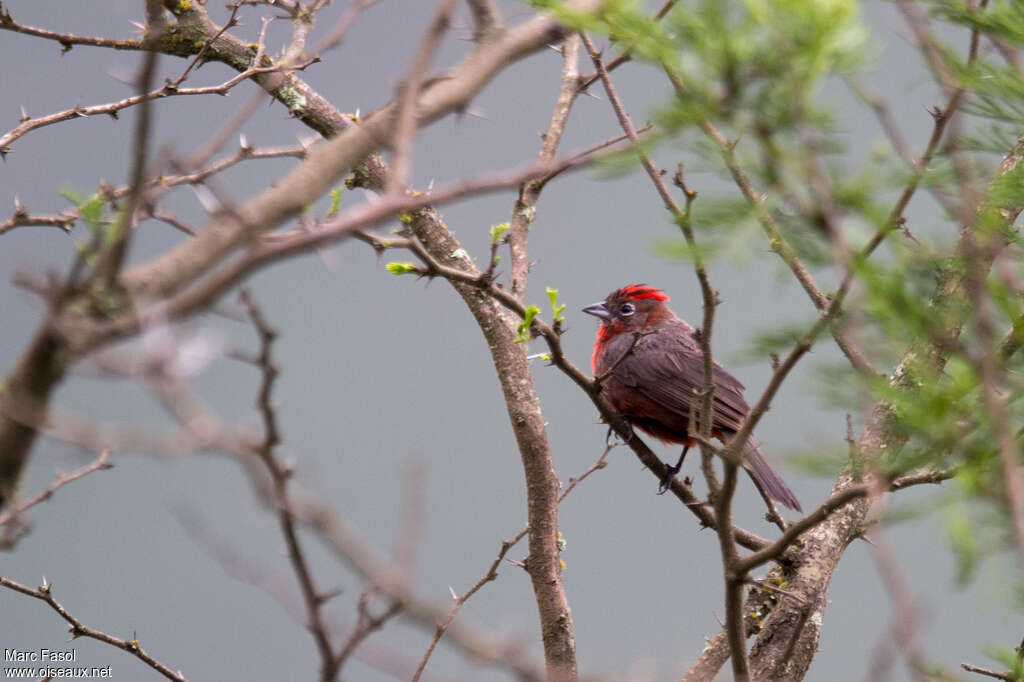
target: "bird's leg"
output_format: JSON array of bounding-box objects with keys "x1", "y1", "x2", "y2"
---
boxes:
[
  {"x1": 605, "y1": 421, "x2": 634, "y2": 446},
  {"x1": 657, "y1": 445, "x2": 690, "y2": 495}
]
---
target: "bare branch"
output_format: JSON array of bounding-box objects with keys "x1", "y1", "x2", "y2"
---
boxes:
[
  {"x1": 0, "y1": 449, "x2": 112, "y2": 549},
  {"x1": 466, "y1": 0, "x2": 503, "y2": 43},
  {"x1": 961, "y1": 662, "x2": 1020, "y2": 681},
  {"x1": 577, "y1": 0, "x2": 678, "y2": 90},
  {"x1": 0, "y1": 202, "x2": 76, "y2": 235},
  {"x1": 0, "y1": 60, "x2": 313, "y2": 154},
  {"x1": 0, "y1": 576, "x2": 189, "y2": 681},
  {"x1": 0, "y1": 6, "x2": 144, "y2": 52},
  {"x1": 236, "y1": 290, "x2": 340, "y2": 679},
  {"x1": 508, "y1": 32, "x2": 581, "y2": 302},
  {"x1": 389, "y1": 0, "x2": 459, "y2": 196},
  {"x1": 412, "y1": 443, "x2": 610, "y2": 682}
]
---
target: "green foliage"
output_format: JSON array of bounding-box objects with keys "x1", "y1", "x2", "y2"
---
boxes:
[
  {"x1": 660, "y1": 0, "x2": 866, "y2": 131},
  {"x1": 551, "y1": 0, "x2": 1024, "y2": 593},
  {"x1": 980, "y1": 643, "x2": 1024, "y2": 681},
  {"x1": 533, "y1": 0, "x2": 679, "y2": 67},
  {"x1": 785, "y1": 444, "x2": 850, "y2": 478},
  {"x1": 59, "y1": 185, "x2": 105, "y2": 236},
  {"x1": 489, "y1": 222, "x2": 509, "y2": 243},
  {"x1": 385, "y1": 262, "x2": 419, "y2": 275},
  {"x1": 653, "y1": 234, "x2": 721, "y2": 264},
  {"x1": 546, "y1": 287, "x2": 566, "y2": 324},
  {"x1": 736, "y1": 320, "x2": 816, "y2": 364},
  {"x1": 516, "y1": 305, "x2": 541, "y2": 343},
  {"x1": 945, "y1": 504, "x2": 979, "y2": 584},
  {"x1": 328, "y1": 187, "x2": 344, "y2": 215}
]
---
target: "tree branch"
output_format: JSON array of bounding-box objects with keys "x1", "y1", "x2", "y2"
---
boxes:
[{"x1": 0, "y1": 575, "x2": 189, "y2": 681}]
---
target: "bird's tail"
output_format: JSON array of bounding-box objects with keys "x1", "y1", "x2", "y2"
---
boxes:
[{"x1": 742, "y1": 439, "x2": 802, "y2": 512}]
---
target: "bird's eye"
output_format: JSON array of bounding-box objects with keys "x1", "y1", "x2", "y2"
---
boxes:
[{"x1": 619, "y1": 302, "x2": 636, "y2": 316}]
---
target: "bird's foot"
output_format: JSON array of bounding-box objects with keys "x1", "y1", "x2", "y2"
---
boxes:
[
  {"x1": 656, "y1": 445, "x2": 690, "y2": 495},
  {"x1": 605, "y1": 422, "x2": 634, "y2": 446},
  {"x1": 656, "y1": 461, "x2": 682, "y2": 495}
]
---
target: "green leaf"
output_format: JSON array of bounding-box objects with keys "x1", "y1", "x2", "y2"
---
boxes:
[
  {"x1": 489, "y1": 222, "x2": 510, "y2": 243},
  {"x1": 385, "y1": 262, "x2": 419, "y2": 275},
  {"x1": 329, "y1": 187, "x2": 344, "y2": 214},
  {"x1": 546, "y1": 286, "x2": 566, "y2": 323},
  {"x1": 516, "y1": 305, "x2": 541, "y2": 343}
]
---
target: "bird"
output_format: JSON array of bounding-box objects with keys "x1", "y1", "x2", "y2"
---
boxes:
[{"x1": 583, "y1": 284, "x2": 802, "y2": 512}]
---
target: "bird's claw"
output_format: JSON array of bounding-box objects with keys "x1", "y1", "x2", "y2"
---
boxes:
[
  {"x1": 656, "y1": 445, "x2": 689, "y2": 495},
  {"x1": 605, "y1": 422, "x2": 634, "y2": 447},
  {"x1": 656, "y1": 462, "x2": 681, "y2": 495}
]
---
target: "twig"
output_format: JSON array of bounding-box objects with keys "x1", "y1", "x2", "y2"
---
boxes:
[
  {"x1": 734, "y1": 464, "x2": 953, "y2": 575},
  {"x1": 465, "y1": 0, "x2": 503, "y2": 42},
  {"x1": 662, "y1": 68, "x2": 878, "y2": 379},
  {"x1": 388, "y1": 0, "x2": 458, "y2": 196},
  {"x1": 308, "y1": 0, "x2": 382, "y2": 59},
  {"x1": 92, "y1": 26, "x2": 163, "y2": 290},
  {"x1": 961, "y1": 662, "x2": 1019, "y2": 681},
  {"x1": 0, "y1": 60, "x2": 317, "y2": 153},
  {"x1": 171, "y1": 3, "x2": 242, "y2": 87},
  {"x1": 411, "y1": 444, "x2": 612, "y2": 682},
  {"x1": 867, "y1": 522, "x2": 933, "y2": 682},
  {"x1": 0, "y1": 449, "x2": 113, "y2": 548},
  {"x1": 334, "y1": 595, "x2": 402, "y2": 673},
  {"x1": 150, "y1": 210, "x2": 198, "y2": 237},
  {"x1": 0, "y1": 203, "x2": 76, "y2": 236},
  {"x1": 0, "y1": 7, "x2": 144, "y2": 52},
  {"x1": 237, "y1": 290, "x2": 340, "y2": 681},
  {"x1": 681, "y1": 630, "x2": 731, "y2": 682},
  {"x1": 744, "y1": 577, "x2": 806, "y2": 605},
  {"x1": 508, "y1": 32, "x2": 582, "y2": 301},
  {"x1": 0, "y1": 576, "x2": 188, "y2": 681},
  {"x1": 577, "y1": 0, "x2": 678, "y2": 90},
  {"x1": 860, "y1": 0, "x2": 988, "y2": 259},
  {"x1": 84, "y1": 146, "x2": 617, "y2": 351}
]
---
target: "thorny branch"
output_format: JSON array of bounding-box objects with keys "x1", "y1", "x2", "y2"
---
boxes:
[
  {"x1": 0, "y1": 59, "x2": 317, "y2": 154},
  {"x1": 236, "y1": 290, "x2": 342, "y2": 681},
  {"x1": 0, "y1": 448, "x2": 112, "y2": 549},
  {"x1": 412, "y1": 443, "x2": 612, "y2": 682},
  {"x1": 0, "y1": 202, "x2": 76, "y2": 236},
  {"x1": 0, "y1": 575, "x2": 189, "y2": 681}
]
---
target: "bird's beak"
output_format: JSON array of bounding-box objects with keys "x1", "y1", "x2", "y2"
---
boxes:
[{"x1": 582, "y1": 301, "x2": 612, "y2": 320}]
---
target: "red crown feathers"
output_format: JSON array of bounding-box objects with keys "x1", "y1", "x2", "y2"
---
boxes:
[{"x1": 618, "y1": 284, "x2": 670, "y2": 302}]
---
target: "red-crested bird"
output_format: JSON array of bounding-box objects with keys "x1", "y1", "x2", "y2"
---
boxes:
[{"x1": 584, "y1": 284, "x2": 802, "y2": 512}]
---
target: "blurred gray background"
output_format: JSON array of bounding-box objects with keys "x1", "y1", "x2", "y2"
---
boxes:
[{"x1": 0, "y1": 1, "x2": 1018, "y2": 680}]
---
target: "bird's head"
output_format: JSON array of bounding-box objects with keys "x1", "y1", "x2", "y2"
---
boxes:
[{"x1": 583, "y1": 284, "x2": 672, "y2": 337}]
